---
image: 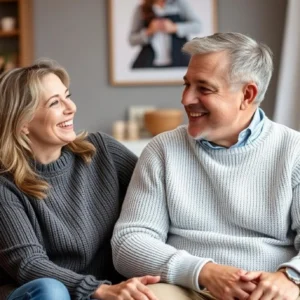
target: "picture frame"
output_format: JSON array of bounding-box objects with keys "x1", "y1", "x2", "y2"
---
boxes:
[{"x1": 108, "y1": 0, "x2": 218, "y2": 86}]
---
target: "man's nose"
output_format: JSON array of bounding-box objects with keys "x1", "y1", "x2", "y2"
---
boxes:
[{"x1": 181, "y1": 89, "x2": 198, "y2": 106}]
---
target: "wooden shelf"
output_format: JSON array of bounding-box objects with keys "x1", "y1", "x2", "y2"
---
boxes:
[
  {"x1": 0, "y1": 0, "x2": 18, "y2": 3},
  {"x1": 0, "y1": 0, "x2": 33, "y2": 67},
  {"x1": 0, "y1": 30, "x2": 19, "y2": 37}
]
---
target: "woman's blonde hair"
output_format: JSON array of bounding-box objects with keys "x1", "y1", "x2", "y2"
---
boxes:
[{"x1": 0, "y1": 59, "x2": 96, "y2": 199}]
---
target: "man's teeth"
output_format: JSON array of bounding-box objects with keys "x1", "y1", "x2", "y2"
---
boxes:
[
  {"x1": 58, "y1": 120, "x2": 73, "y2": 127},
  {"x1": 190, "y1": 112, "x2": 207, "y2": 117}
]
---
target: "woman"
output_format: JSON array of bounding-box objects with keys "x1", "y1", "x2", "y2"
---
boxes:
[
  {"x1": 0, "y1": 60, "x2": 159, "y2": 300},
  {"x1": 129, "y1": 0, "x2": 201, "y2": 68}
]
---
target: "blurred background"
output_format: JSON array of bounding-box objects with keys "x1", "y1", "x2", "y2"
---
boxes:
[{"x1": 1, "y1": 0, "x2": 299, "y2": 141}]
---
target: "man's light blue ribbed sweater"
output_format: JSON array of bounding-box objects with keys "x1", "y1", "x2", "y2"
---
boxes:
[{"x1": 112, "y1": 118, "x2": 300, "y2": 292}]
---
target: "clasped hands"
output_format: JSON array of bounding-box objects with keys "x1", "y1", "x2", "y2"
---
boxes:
[
  {"x1": 199, "y1": 263, "x2": 299, "y2": 300},
  {"x1": 146, "y1": 18, "x2": 177, "y2": 36}
]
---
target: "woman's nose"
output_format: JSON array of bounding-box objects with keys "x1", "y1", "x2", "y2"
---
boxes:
[{"x1": 63, "y1": 100, "x2": 76, "y2": 115}]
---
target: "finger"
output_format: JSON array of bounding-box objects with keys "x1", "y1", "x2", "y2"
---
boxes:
[
  {"x1": 260, "y1": 291, "x2": 274, "y2": 300},
  {"x1": 240, "y1": 271, "x2": 262, "y2": 282},
  {"x1": 124, "y1": 282, "x2": 149, "y2": 300},
  {"x1": 248, "y1": 286, "x2": 264, "y2": 300},
  {"x1": 138, "y1": 275, "x2": 160, "y2": 285},
  {"x1": 137, "y1": 283, "x2": 158, "y2": 300},
  {"x1": 240, "y1": 281, "x2": 257, "y2": 293},
  {"x1": 119, "y1": 289, "x2": 134, "y2": 300},
  {"x1": 232, "y1": 287, "x2": 250, "y2": 300}
]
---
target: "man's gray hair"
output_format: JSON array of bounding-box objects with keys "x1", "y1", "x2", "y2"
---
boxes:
[{"x1": 182, "y1": 32, "x2": 273, "y2": 104}]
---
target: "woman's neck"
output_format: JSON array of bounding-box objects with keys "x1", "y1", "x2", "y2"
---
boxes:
[{"x1": 31, "y1": 146, "x2": 62, "y2": 165}]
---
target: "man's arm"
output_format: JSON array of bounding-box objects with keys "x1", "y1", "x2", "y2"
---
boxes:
[
  {"x1": 175, "y1": 0, "x2": 202, "y2": 37},
  {"x1": 111, "y1": 138, "x2": 212, "y2": 292},
  {"x1": 112, "y1": 136, "x2": 256, "y2": 298},
  {"x1": 239, "y1": 182, "x2": 300, "y2": 300}
]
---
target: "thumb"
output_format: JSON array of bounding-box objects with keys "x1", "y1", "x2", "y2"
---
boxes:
[
  {"x1": 240, "y1": 271, "x2": 262, "y2": 282},
  {"x1": 139, "y1": 275, "x2": 160, "y2": 285}
]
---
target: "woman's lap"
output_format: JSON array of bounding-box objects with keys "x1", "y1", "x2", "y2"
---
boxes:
[{"x1": 7, "y1": 278, "x2": 70, "y2": 300}]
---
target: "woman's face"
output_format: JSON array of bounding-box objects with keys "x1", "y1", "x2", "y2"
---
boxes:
[{"x1": 25, "y1": 73, "x2": 77, "y2": 160}]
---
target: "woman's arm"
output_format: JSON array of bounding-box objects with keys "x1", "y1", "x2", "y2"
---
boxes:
[
  {"x1": 128, "y1": 5, "x2": 151, "y2": 47},
  {"x1": 89, "y1": 132, "x2": 138, "y2": 203},
  {"x1": 0, "y1": 190, "x2": 106, "y2": 300}
]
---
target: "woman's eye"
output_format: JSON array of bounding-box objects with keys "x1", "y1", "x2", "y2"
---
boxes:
[
  {"x1": 49, "y1": 100, "x2": 59, "y2": 107},
  {"x1": 66, "y1": 93, "x2": 72, "y2": 99}
]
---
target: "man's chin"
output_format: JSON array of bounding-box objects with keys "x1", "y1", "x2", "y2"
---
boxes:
[{"x1": 187, "y1": 126, "x2": 210, "y2": 141}]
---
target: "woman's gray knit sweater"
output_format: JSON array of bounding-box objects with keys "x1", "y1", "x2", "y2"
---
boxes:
[{"x1": 0, "y1": 133, "x2": 137, "y2": 300}]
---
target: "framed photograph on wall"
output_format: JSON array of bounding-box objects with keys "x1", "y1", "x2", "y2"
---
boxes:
[{"x1": 108, "y1": 0, "x2": 218, "y2": 86}]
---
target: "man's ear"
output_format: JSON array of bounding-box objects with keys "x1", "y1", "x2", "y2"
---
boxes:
[{"x1": 240, "y1": 83, "x2": 258, "y2": 110}]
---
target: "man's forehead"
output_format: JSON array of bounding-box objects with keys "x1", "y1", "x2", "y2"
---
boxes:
[{"x1": 185, "y1": 53, "x2": 229, "y2": 82}]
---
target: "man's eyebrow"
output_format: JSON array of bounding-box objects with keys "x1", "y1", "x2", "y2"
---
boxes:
[
  {"x1": 183, "y1": 76, "x2": 218, "y2": 90},
  {"x1": 45, "y1": 89, "x2": 69, "y2": 104},
  {"x1": 196, "y1": 80, "x2": 218, "y2": 90}
]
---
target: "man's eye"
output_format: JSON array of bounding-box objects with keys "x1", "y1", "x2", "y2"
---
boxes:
[
  {"x1": 199, "y1": 87, "x2": 211, "y2": 93},
  {"x1": 183, "y1": 83, "x2": 190, "y2": 87},
  {"x1": 49, "y1": 100, "x2": 59, "y2": 107}
]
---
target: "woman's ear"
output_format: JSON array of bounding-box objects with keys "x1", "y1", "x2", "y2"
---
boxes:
[
  {"x1": 240, "y1": 82, "x2": 258, "y2": 110},
  {"x1": 21, "y1": 124, "x2": 29, "y2": 135}
]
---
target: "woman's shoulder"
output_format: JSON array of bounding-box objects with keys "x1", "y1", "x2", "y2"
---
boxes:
[
  {"x1": 87, "y1": 132, "x2": 122, "y2": 150},
  {"x1": 0, "y1": 175, "x2": 25, "y2": 206},
  {"x1": 87, "y1": 132, "x2": 137, "y2": 162}
]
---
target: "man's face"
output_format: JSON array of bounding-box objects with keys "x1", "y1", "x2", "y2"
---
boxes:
[{"x1": 182, "y1": 51, "x2": 253, "y2": 147}]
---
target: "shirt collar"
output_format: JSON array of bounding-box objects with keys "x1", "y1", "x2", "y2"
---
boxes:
[{"x1": 199, "y1": 108, "x2": 265, "y2": 150}]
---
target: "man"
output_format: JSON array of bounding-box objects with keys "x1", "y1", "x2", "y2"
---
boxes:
[{"x1": 112, "y1": 32, "x2": 300, "y2": 300}]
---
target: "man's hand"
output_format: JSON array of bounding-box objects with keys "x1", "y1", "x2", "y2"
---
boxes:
[
  {"x1": 199, "y1": 263, "x2": 257, "y2": 300},
  {"x1": 161, "y1": 19, "x2": 177, "y2": 33},
  {"x1": 93, "y1": 275, "x2": 160, "y2": 300},
  {"x1": 241, "y1": 271, "x2": 299, "y2": 300},
  {"x1": 146, "y1": 19, "x2": 164, "y2": 36}
]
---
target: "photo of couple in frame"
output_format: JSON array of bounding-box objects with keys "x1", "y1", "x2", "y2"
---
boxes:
[{"x1": 108, "y1": 0, "x2": 218, "y2": 86}]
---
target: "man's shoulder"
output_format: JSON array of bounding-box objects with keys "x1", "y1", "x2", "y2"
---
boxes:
[
  {"x1": 148, "y1": 125, "x2": 189, "y2": 147},
  {"x1": 266, "y1": 120, "x2": 300, "y2": 168},
  {"x1": 268, "y1": 119, "x2": 300, "y2": 143},
  {"x1": 139, "y1": 125, "x2": 190, "y2": 160}
]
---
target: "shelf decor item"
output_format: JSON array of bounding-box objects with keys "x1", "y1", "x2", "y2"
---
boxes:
[
  {"x1": 1, "y1": 16, "x2": 16, "y2": 31},
  {"x1": 108, "y1": 0, "x2": 218, "y2": 86},
  {"x1": 144, "y1": 109, "x2": 183, "y2": 136},
  {"x1": 0, "y1": 0, "x2": 33, "y2": 68}
]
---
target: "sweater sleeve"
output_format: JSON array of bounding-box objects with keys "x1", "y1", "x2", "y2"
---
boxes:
[
  {"x1": 176, "y1": 0, "x2": 202, "y2": 38},
  {"x1": 0, "y1": 185, "x2": 109, "y2": 300},
  {"x1": 277, "y1": 158, "x2": 300, "y2": 272},
  {"x1": 92, "y1": 133, "x2": 137, "y2": 203},
  {"x1": 128, "y1": 5, "x2": 150, "y2": 46},
  {"x1": 111, "y1": 137, "x2": 212, "y2": 292}
]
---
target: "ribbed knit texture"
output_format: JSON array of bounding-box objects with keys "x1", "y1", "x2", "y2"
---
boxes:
[
  {"x1": 112, "y1": 118, "x2": 300, "y2": 292},
  {"x1": 0, "y1": 133, "x2": 137, "y2": 300}
]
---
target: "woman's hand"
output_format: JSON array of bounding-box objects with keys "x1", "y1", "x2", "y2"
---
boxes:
[
  {"x1": 146, "y1": 19, "x2": 163, "y2": 36},
  {"x1": 93, "y1": 275, "x2": 160, "y2": 300}
]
